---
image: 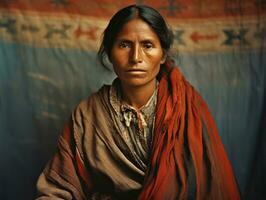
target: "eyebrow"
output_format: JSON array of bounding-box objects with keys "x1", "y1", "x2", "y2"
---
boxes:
[{"x1": 115, "y1": 38, "x2": 156, "y2": 43}]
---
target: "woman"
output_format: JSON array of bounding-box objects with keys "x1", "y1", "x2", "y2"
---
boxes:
[{"x1": 36, "y1": 5, "x2": 240, "y2": 200}]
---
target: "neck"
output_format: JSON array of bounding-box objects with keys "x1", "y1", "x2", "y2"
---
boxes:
[{"x1": 120, "y1": 80, "x2": 156, "y2": 109}]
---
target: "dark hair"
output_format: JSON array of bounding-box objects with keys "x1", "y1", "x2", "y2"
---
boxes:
[{"x1": 97, "y1": 4, "x2": 174, "y2": 69}]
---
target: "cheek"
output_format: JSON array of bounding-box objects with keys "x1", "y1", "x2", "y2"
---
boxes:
[
  {"x1": 154, "y1": 64, "x2": 161, "y2": 76},
  {"x1": 150, "y1": 53, "x2": 163, "y2": 76},
  {"x1": 111, "y1": 60, "x2": 127, "y2": 77},
  {"x1": 147, "y1": 60, "x2": 161, "y2": 78},
  {"x1": 110, "y1": 58, "x2": 125, "y2": 77},
  {"x1": 111, "y1": 61, "x2": 122, "y2": 76},
  {"x1": 147, "y1": 51, "x2": 164, "y2": 68},
  {"x1": 110, "y1": 50, "x2": 127, "y2": 66}
]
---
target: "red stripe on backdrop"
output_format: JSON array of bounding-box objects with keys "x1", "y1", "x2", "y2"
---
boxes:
[{"x1": 0, "y1": 0, "x2": 265, "y2": 19}]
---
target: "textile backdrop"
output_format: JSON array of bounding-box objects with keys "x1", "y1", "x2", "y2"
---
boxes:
[{"x1": 0, "y1": 0, "x2": 265, "y2": 199}]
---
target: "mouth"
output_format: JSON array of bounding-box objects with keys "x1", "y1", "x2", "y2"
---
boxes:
[
  {"x1": 126, "y1": 69, "x2": 147, "y2": 75},
  {"x1": 126, "y1": 68, "x2": 146, "y2": 72}
]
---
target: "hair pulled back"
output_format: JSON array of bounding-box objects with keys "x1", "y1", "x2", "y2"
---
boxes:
[{"x1": 97, "y1": 4, "x2": 174, "y2": 69}]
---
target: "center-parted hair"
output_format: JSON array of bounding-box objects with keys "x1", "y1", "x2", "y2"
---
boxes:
[{"x1": 98, "y1": 4, "x2": 174, "y2": 69}]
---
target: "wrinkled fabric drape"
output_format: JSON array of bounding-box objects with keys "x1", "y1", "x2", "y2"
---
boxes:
[
  {"x1": 139, "y1": 62, "x2": 240, "y2": 200},
  {"x1": 36, "y1": 62, "x2": 240, "y2": 199}
]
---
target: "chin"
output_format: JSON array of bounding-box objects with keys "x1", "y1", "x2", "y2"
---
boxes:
[{"x1": 121, "y1": 78, "x2": 152, "y2": 88}]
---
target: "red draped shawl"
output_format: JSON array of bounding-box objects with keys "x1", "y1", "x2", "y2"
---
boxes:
[{"x1": 138, "y1": 61, "x2": 240, "y2": 199}]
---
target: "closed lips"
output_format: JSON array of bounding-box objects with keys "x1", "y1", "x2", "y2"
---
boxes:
[{"x1": 126, "y1": 69, "x2": 146, "y2": 72}]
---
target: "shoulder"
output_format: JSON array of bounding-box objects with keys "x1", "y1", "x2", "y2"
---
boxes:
[
  {"x1": 69, "y1": 84, "x2": 112, "y2": 147},
  {"x1": 73, "y1": 84, "x2": 111, "y2": 120}
]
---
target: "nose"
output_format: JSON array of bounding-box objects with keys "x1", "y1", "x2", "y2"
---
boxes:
[{"x1": 130, "y1": 43, "x2": 143, "y2": 64}]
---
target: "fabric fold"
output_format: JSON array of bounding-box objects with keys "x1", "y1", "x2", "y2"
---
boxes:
[{"x1": 139, "y1": 61, "x2": 240, "y2": 200}]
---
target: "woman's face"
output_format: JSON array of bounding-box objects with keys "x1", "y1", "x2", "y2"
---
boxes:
[{"x1": 110, "y1": 18, "x2": 165, "y2": 89}]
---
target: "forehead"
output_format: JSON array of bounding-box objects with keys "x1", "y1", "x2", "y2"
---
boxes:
[{"x1": 115, "y1": 18, "x2": 159, "y2": 40}]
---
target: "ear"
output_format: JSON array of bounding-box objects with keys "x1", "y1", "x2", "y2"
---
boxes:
[{"x1": 160, "y1": 51, "x2": 167, "y2": 64}]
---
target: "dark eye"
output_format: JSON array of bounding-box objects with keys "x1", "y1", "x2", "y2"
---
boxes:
[
  {"x1": 142, "y1": 42, "x2": 153, "y2": 49},
  {"x1": 119, "y1": 41, "x2": 131, "y2": 48}
]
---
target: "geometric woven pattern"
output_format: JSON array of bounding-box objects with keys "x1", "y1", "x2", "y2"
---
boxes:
[{"x1": 0, "y1": 9, "x2": 265, "y2": 52}]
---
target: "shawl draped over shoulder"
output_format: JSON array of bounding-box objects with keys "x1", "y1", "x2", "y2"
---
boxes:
[{"x1": 36, "y1": 61, "x2": 240, "y2": 200}]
